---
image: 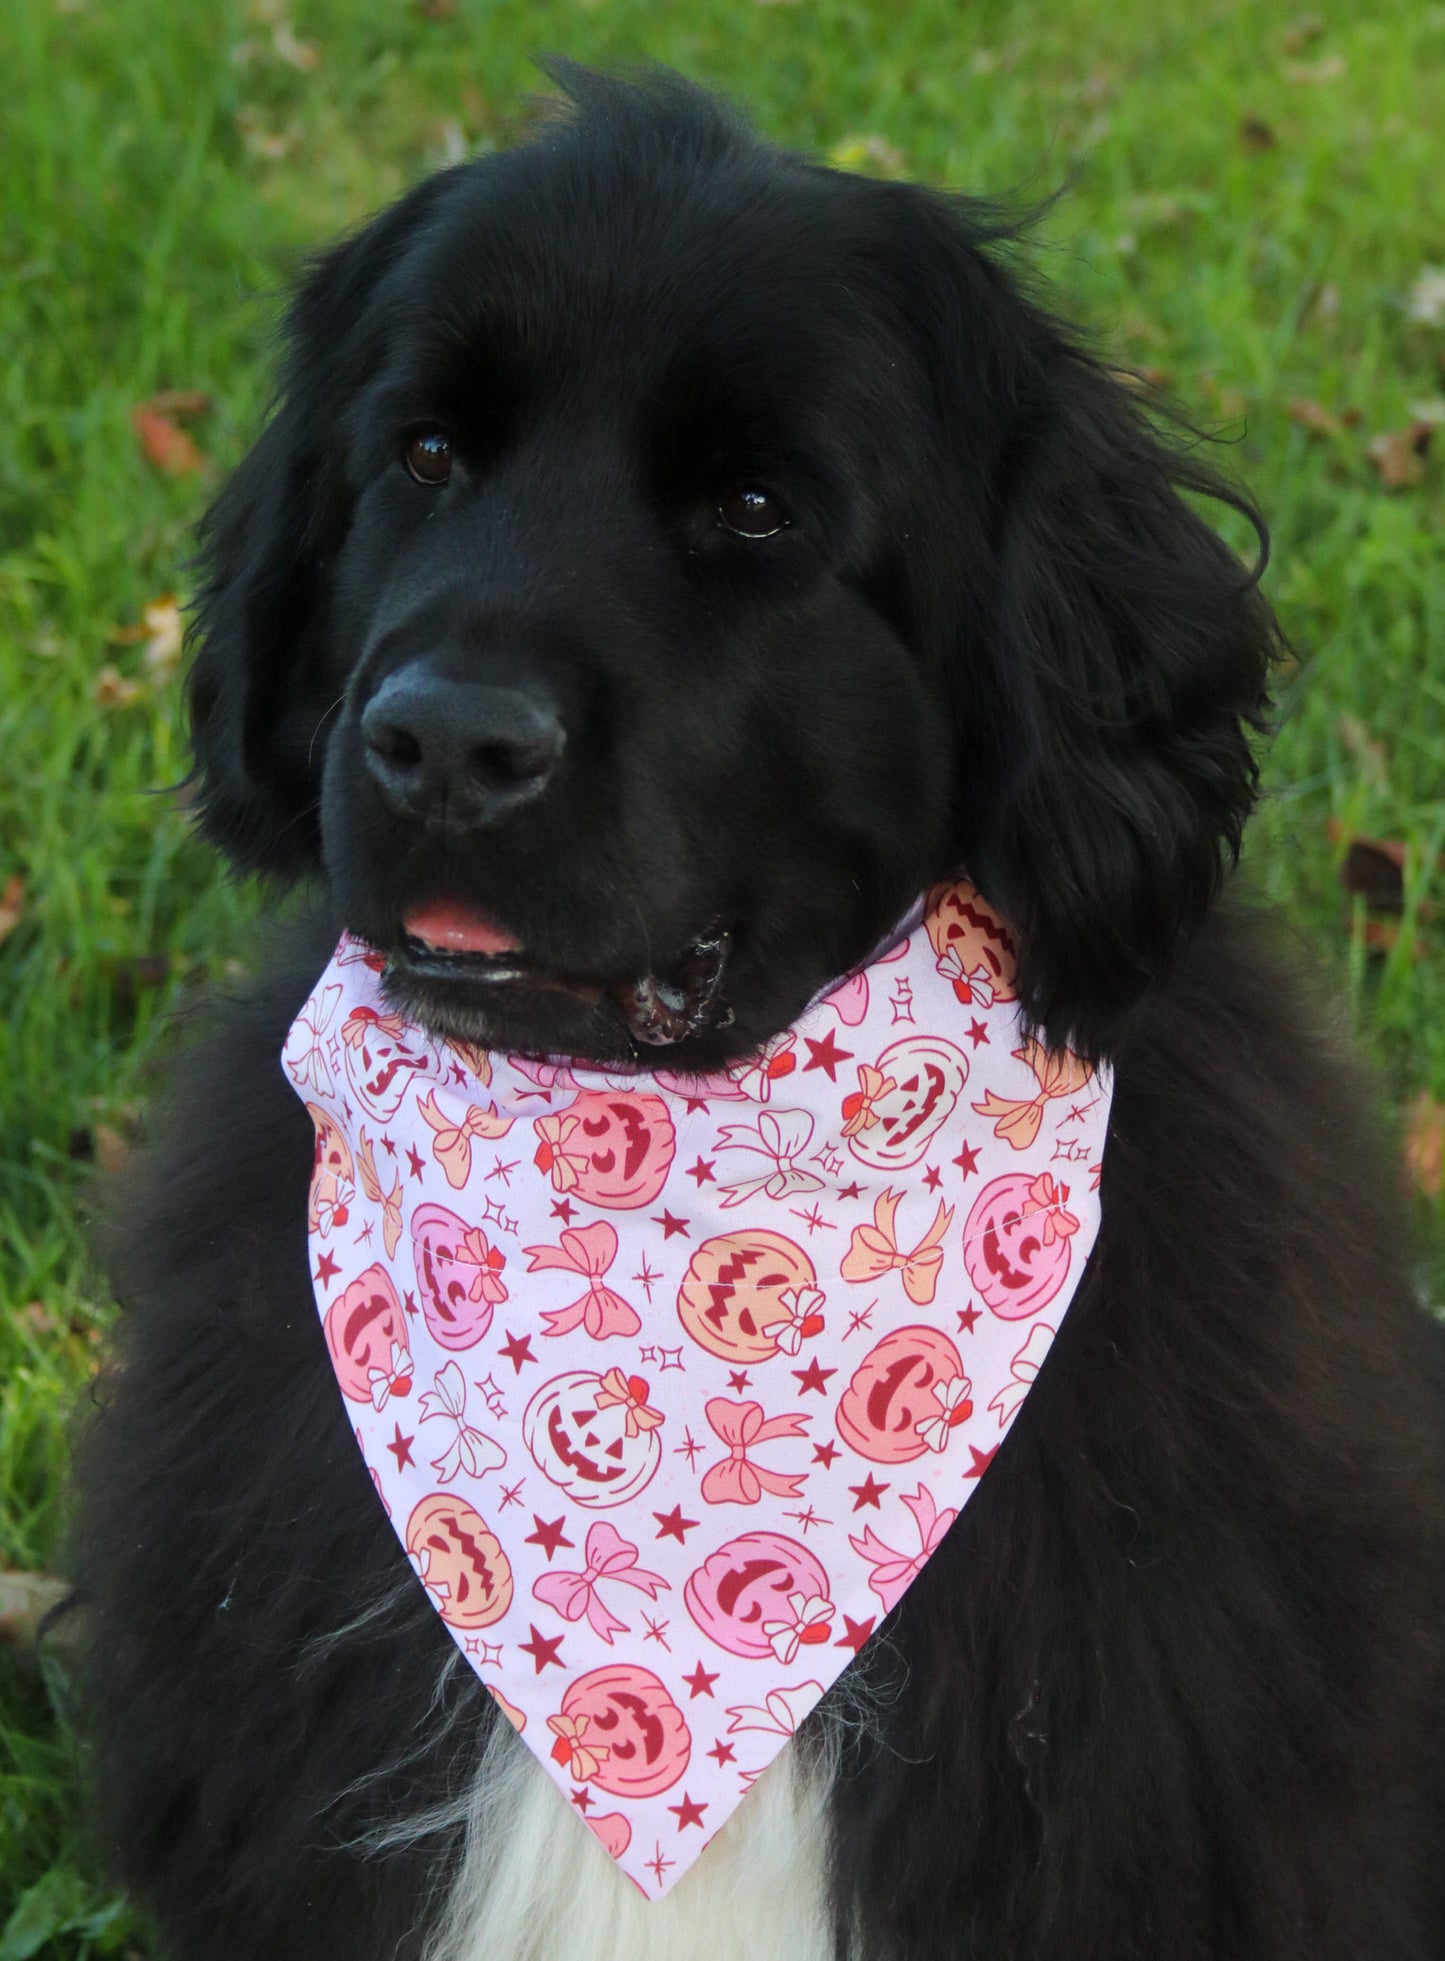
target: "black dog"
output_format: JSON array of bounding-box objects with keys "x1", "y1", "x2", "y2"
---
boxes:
[{"x1": 76, "y1": 66, "x2": 1445, "y2": 1961}]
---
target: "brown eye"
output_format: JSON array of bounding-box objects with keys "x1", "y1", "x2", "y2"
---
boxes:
[
  {"x1": 717, "y1": 485, "x2": 789, "y2": 538},
  {"x1": 405, "y1": 431, "x2": 453, "y2": 486}
]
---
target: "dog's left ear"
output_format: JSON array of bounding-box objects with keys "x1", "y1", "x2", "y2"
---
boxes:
[{"x1": 882, "y1": 193, "x2": 1280, "y2": 1059}]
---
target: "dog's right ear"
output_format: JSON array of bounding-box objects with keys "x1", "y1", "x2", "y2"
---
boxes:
[{"x1": 186, "y1": 176, "x2": 453, "y2": 878}]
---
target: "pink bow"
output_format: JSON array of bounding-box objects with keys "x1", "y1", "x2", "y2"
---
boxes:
[
  {"x1": 849, "y1": 1483, "x2": 959, "y2": 1614},
  {"x1": 532, "y1": 1522, "x2": 668, "y2": 1643},
  {"x1": 593, "y1": 1368, "x2": 664, "y2": 1438},
  {"x1": 840, "y1": 1189, "x2": 955, "y2": 1306},
  {"x1": 821, "y1": 971, "x2": 869, "y2": 1026},
  {"x1": 700, "y1": 1397, "x2": 809, "y2": 1505},
  {"x1": 531, "y1": 1112, "x2": 588, "y2": 1192},
  {"x1": 417, "y1": 1092, "x2": 515, "y2": 1189},
  {"x1": 524, "y1": 1222, "x2": 640, "y2": 1340},
  {"x1": 839, "y1": 1064, "x2": 897, "y2": 1138},
  {"x1": 356, "y1": 1128, "x2": 403, "y2": 1257},
  {"x1": 459, "y1": 1227, "x2": 509, "y2": 1304}
]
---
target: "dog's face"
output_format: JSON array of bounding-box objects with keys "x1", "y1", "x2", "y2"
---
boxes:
[{"x1": 190, "y1": 68, "x2": 1277, "y2": 1066}]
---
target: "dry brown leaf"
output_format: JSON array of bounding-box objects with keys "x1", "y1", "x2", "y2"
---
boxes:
[
  {"x1": 1367, "y1": 422, "x2": 1433, "y2": 490},
  {"x1": 1288, "y1": 396, "x2": 1342, "y2": 438},
  {"x1": 0, "y1": 874, "x2": 24, "y2": 947},
  {"x1": 1240, "y1": 115, "x2": 1276, "y2": 152},
  {"x1": 1403, "y1": 1092, "x2": 1444, "y2": 1198},
  {"x1": 132, "y1": 403, "x2": 209, "y2": 476},
  {"x1": 1338, "y1": 835, "x2": 1407, "y2": 910},
  {"x1": 1336, "y1": 713, "x2": 1388, "y2": 787}
]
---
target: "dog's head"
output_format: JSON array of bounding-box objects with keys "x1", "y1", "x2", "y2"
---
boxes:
[{"x1": 189, "y1": 65, "x2": 1277, "y2": 1066}]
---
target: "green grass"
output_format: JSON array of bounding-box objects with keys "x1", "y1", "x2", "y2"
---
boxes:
[{"x1": 2, "y1": 0, "x2": 1442, "y2": 1948}]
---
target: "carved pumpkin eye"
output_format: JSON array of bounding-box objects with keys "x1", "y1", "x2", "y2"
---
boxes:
[
  {"x1": 405, "y1": 430, "x2": 453, "y2": 486},
  {"x1": 717, "y1": 484, "x2": 789, "y2": 538}
]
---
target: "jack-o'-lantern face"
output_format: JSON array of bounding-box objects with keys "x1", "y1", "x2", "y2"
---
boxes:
[
  {"x1": 924, "y1": 880, "x2": 1018, "y2": 1007},
  {"x1": 836, "y1": 1324, "x2": 969, "y2": 1463},
  {"x1": 411, "y1": 1202, "x2": 502, "y2": 1349},
  {"x1": 553, "y1": 1665, "x2": 691, "y2": 1798},
  {"x1": 324, "y1": 1264, "x2": 412, "y2": 1404},
  {"x1": 405, "y1": 1493, "x2": 512, "y2": 1629},
  {"x1": 523, "y1": 1369, "x2": 663, "y2": 1508},
  {"x1": 844, "y1": 1036, "x2": 969, "y2": 1171},
  {"x1": 676, "y1": 1231, "x2": 820, "y2": 1363},
  {"x1": 684, "y1": 1530, "x2": 830, "y2": 1659},
  {"x1": 963, "y1": 1172, "x2": 1074, "y2": 1319},
  {"x1": 305, "y1": 1104, "x2": 354, "y2": 1234},
  {"x1": 341, "y1": 1007, "x2": 435, "y2": 1120},
  {"x1": 533, "y1": 1091, "x2": 676, "y2": 1208}
]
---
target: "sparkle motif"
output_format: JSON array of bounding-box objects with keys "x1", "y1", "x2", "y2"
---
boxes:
[
  {"x1": 675, "y1": 1427, "x2": 704, "y2": 1469},
  {"x1": 785, "y1": 1505, "x2": 828, "y2": 1533},
  {"x1": 791, "y1": 1202, "x2": 835, "y2": 1235},
  {"x1": 638, "y1": 1344, "x2": 686, "y2": 1372},
  {"x1": 844, "y1": 1303, "x2": 875, "y2": 1339},
  {"x1": 889, "y1": 977, "x2": 915, "y2": 1024},
  {"x1": 812, "y1": 1144, "x2": 845, "y2": 1177},
  {"x1": 497, "y1": 1478, "x2": 525, "y2": 1510},
  {"x1": 486, "y1": 1155, "x2": 519, "y2": 1185},
  {"x1": 632, "y1": 1255, "x2": 662, "y2": 1301},
  {"x1": 1051, "y1": 1137, "x2": 1092, "y2": 1163},
  {"x1": 646, "y1": 1843, "x2": 674, "y2": 1886},
  {"x1": 474, "y1": 1373, "x2": 506, "y2": 1419},
  {"x1": 356, "y1": 1219, "x2": 374, "y2": 1245},
  {"x1": 642, "y1": 1613, "x2": 671, "y2": 1650}
]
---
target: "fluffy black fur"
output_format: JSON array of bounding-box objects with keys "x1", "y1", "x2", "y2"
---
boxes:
[{"x1": 75, "y1": 66, "x2": 1445, "y2": 1959}]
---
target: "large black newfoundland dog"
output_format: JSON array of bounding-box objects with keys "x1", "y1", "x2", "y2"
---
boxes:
[{"x1": 77, "y1": 65, "x2": 1444, "y2": 1961}]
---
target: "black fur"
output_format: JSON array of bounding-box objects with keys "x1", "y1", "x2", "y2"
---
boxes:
[{"x1": 75, "y1": 67, "x2": 1444, "y2": 1959}]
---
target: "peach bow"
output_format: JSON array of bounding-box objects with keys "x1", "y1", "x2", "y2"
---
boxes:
[
  {"x1": 356, "y1": 1127, "x2": 403, "y2": 1257},
  {"x1": 593, "y1": 1368, "x2": 664, "y2": 1438},
  {"x1": 972, "y1": 1038, "x2": 1094, "y2": 1151},
  {"x1": 532, "y1": 1112, "x2": 588, "y2": 1192},
  {"x1": 524, "y1": 1222, "x2": 640, "y2": 1340},
  {"x1": 533, "y1": 1522, "x2": 668, "y2": 1643},
  {"x1": 840, "y1": 1064, "x2": 897, "y2": 1138},
  {"x1": 547, "y1": 1712, "x2": 610, "y2": 1784},
  {"x1": 849, "y1": 1483, "x2": 959, "y2": 1614},
  {"x1": 840, "y1": 1190, "x2": 955, "y2": 1306},
  {"x1": 340, "y1": 1003, "x2": 409, "y2": 1049},
  {"x1": 458, "y1": 1227, "x2": 509, "y2": 1304},
  {"x1": 700, "y1": 1397, "x2": 810, "y2": 1505},
  {"x1": 416, "y1": 1091, "x2": 514, "y2": 1188}
]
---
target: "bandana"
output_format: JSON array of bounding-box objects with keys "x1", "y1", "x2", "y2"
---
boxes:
[{"x1": 283, "y1": 878, "x2": 1112, "y2": 1899}]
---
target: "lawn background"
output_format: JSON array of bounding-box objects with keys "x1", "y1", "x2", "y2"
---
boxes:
[{"x1": 1, "y1": 0, "x2": 1441, "y2": 1951}]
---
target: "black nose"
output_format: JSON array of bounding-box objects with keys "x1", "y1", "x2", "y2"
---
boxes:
[{"x1": 360, "y1": 665, "x2": 565, "y2": 827}]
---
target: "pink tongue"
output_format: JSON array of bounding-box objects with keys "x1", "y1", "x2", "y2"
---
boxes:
[{"x1": 404, "y1": 901, "x2": 521, "y2": 957}]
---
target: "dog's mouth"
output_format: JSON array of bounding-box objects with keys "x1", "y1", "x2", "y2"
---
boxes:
[{"x1": 394, "y1": 900, "x2": 734, "y2": 1049}]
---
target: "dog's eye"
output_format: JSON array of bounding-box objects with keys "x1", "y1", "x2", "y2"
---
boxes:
[
  {"x1": 717, "y1": 485, "x2": 790, "y2": 539},
  {"x1": 405, "y1": 431, "x2": 453, "y2": 486}
]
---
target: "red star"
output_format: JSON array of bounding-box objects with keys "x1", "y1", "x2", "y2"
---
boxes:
[
  {"x1": 654, "y1": 1505, "x2": 699, "y2": 1544},
  {"x1": 952, "y1": 1141, "x2": 980, "y2": 1179},
  {"x1": 812, "y1": 1441, "x2": 839, "y2": 1468},
  {"x1": 499, "y1": 1329, "x2": 537, "y2": 1373},
  {"x1": 835, "y1": 1614, "x2": 876, "y2": 1654},
  {"x1": 570, "y1": 1787, "x2": 593, "y2": 1812},
  {"x1": 653, "y1": 1209, "x2": 690, "y2": 1239},
  {"x1": 525, "y1": 1514, "x2": 574, "y2": 1560},
  {"x1": 682, "y1": 1661, "x2": 719, "y2": 1698},
  {"x1": 727, "y1": 1370, "x2": 751, "y2": 1393},
  {"x1": 518, "y1": 1624, "x2": 566, "y2": 1672},
  {"x1": 793, "y1": 1359, "x2": 836, "y2": 1395},
  {"x1": 683, "y1": 1095, "x2": 710, "y2": 1114},
  {"x1": 965, "y1": 1444, "x2": 998, "y2": 1479},
  {"x1": 402, "y1": 1289, "x2": 418, "y2": 1319},
  {"x1": 956, "y1": 1303, "x2": 981, "y2": 1335},
  {"x1": 314, "y1": 1250, "x2": 340, "y2": 1285},
  {"x1": 848, "y1": 1474, "x2": 889, "y2": 1511},
  {"x1": 923, "y1": 1164, "x2": 942, "y2": 1191},
  {"x1": 967, "y1": 1017, "x2": 990, "y2": 1048},
  {"x1": 686, "y1": 1156, "x2": 716, "y2": 1185},
  {"x1": 668, "y1": 1792, "x2": 707, "y2": 1831},
  {"x1": 406, "y1": 1144, "x2": 425, "y2": 1180},
  {"x1": 550, "y1": 1197, "x2": 575, "y2": 1223},
  {"x1": 380, "y1": 1133, "x2": 396, "y2": 1157},
  {"x1": 385, "y1": 1425, "x2": 415, "y2": 1471},
  {"x1": 836, "y1": 1180, "x2": 863, "y2": 1202},
  {"x1": 707, "y1": 1739, "x2": 736, "y2": 1766},
  {"x1": 802, "y1": 1029, "x2": 854, "y2": 1081}
]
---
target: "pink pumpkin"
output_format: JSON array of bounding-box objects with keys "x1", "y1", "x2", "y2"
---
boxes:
[
  {"x1": 684, "y1": 1530, "x2": 830, "y2": 1660},
  {"x1": 962, "y1": 1171, "x2": 1077, "y2": 1319},
  {"x1": 411, "y1": 1202, "x2": 506, "y2": 1350},
  {"x1": 835, "y1": 1324, "x2": 969, "y2": 1464},
  {"x1": 323, "y1": 1264, "x2": 412, "y2": 1404},
  {"x1": 552, "y1": 1664, "x2": 691, "y2": 1799},
  {"x1": 533, "y1": 1090, "x2": 676, "y2": 1208}
]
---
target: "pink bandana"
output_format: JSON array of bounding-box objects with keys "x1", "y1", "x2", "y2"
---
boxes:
[{"x1": 283, "y1": 879, "x2": 1112, "y2": 1898}]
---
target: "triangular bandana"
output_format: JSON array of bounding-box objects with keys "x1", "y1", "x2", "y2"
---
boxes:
[{"x1": 283, "y1": 879, "x2": 1112, "y2": 1898}]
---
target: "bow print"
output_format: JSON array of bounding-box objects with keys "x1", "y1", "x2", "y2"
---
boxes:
[
  {"x1": 444, "y1": 1037, "x2": 492, "y2": 1088},
  {"x1": 417, "y1": 1361, "x2": 507, "y2": 1482},
  {"x1": 524, "y1": 1222, "x2": 640, "y2": 1339},
  {"x1": 510, "y1": 1056, "x2": 580, "y2": 1102},
  {"x1": 914, "y1": 1373, "x2": 973, "y2": 1454},
  {"x1": 356, "y1": 1128, "x2": 403, "y2": 1258},
  {"x1": 532, "y1": 1112, "x2": 589, "y2": 1192},
  {"x1": 284, "y1": 982, "x2": 341, "y2": 1095},
  {"x1": 839, "y1": 1064, "x2": 898, "y2": 1139},
  {"x1": 730, "y1": 1031, "x2": 798, "y2": 1102},
  {"x1": 987, "y1": 1322, "x2": 1057, "y2": 1428},
  {"x1": 700, "y1": 1397, "x2": 810, "y2": 1505},
  {"x1": 417, "y1": 1091, "x2": 515, "y2": 1189},
  {"x1": 840, "y1": 1189, "x2": 956, "y2": 1306},
  {"x1": 407, "y1": 1543, "x2": 450, "y2": 1612},
  {"x1": 972, "y1": 1038, "x2": 1095, "y2": 1151},
  {"x1": 458, "y1": 1227, "x2": 509, "y2": 1304},
  {"x1": 367, "y1": 1340, "x2": 413, "y2": 1411},
  {"x1": 771, "y1": 1285, "x2": 825, "y2": 1356},
  {"x1": 821, "y1": 970, "x2": 869, "y2": 1026},
  {"x1": 849, "y1": 1483, "x2": 959, "y2": 1614},
  {"x1": 546, "y1": 1712, "x2": 610, "y2": 1784},
  {"x1": 715, "y1": 1109, "x2": 825, "y2": 1209},
  {"x1": 340, "y1": 1003, "x2": 410, "y2": 1050},
  {"x1": 532, "y1": 1522, "x2": 668, "y2": 1643},
  {"x1": 724, "y1": 1681, "x2": 826, "y2": 1738},
  {"x1": 935, "y1": 944, "x2": 995, "y2": 1007},
  {"x1": 593, "y1": 1368, "x2": 664, "y2": 1438},
  {"x1": 760, "y1": 1592, "x2": 834, "y2": 1666}
]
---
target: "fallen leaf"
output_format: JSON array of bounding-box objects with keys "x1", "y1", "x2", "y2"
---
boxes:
[
  {"x1": 1402, "y1": 1092, "x2": 1444, "y2": 1198},
  {"x1": 1367, "y1": 422, "x2": 1433, "y2": 490},
  {"x1": 93, "y1": 665, "x2": 143, "y2": 708},
  {"x1": 1405, "y1": 266, "x2": 1445, "y2": 326},
  {"x1": 132, "y1": 403, "x2": 208, "y2": 476},
  {"x1": 1288, "y1": 396, "x2": 1342, "y2": 437},
  {"x1": 0, "y1": 874, "x2": 23, "y2": 947},
  {"x1": 1336, "y1": 713, "x2": 1388, "y2": 788},
  {"x1": 1338, "y1": 834, "x2": 1406, "y2": 910},
  {"x1": 1239, "y1": 115, "x2": 1277, "y2": 151}
]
